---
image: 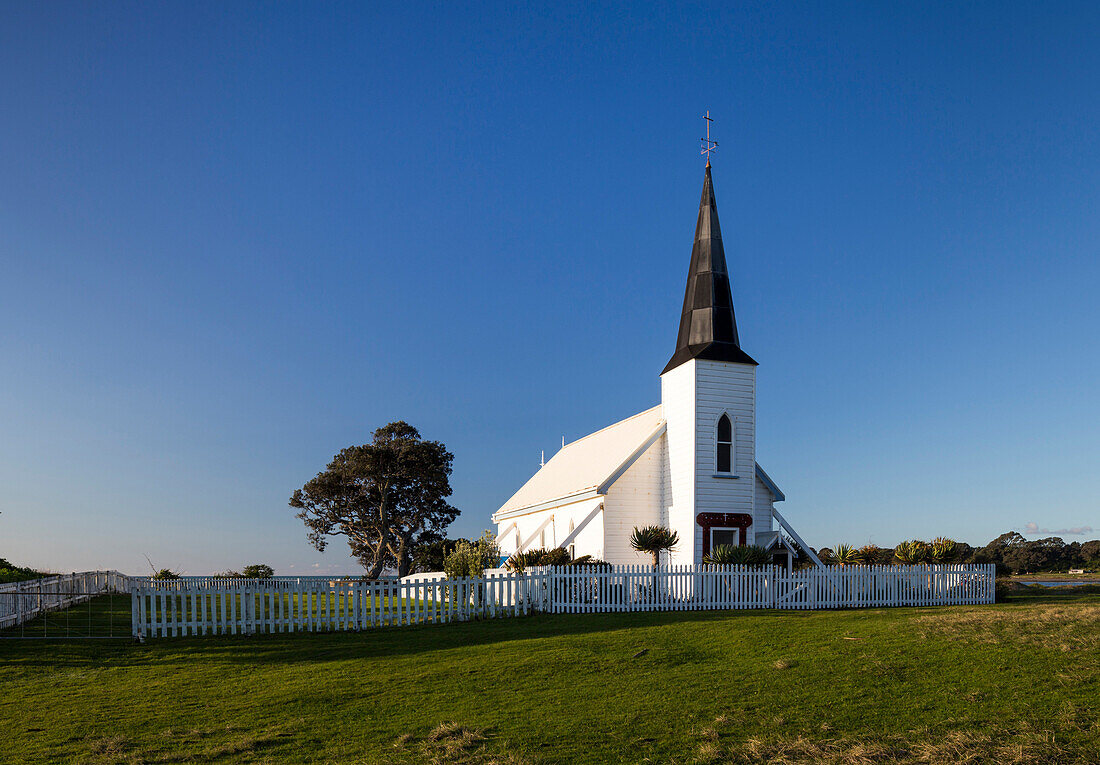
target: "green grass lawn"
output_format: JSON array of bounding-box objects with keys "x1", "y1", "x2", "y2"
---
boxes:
[
  {"x1": 2, "y1": 586, "x2": 1099, "y2": 764},
  {"x1": 1, "y1": 592, "x2": 467, "y2": 640},
  {"x1": 1009, "y1": 572, "x2": 1100, "y2": 581}
]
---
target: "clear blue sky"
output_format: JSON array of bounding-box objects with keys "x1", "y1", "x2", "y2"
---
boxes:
[{"x1": 2, "y1": 2, "x2": 1098, "y2": 574}]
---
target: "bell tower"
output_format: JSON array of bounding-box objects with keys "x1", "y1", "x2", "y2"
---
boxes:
[{"x1": 660, "y1": 161, "x2": 758, "y2": 565}]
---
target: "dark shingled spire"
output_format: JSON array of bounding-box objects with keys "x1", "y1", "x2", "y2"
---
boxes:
[{"x1": 662, "y1": 164, "x2": 757, "y2": 374}]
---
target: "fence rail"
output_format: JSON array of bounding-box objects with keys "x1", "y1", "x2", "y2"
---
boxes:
[
  {"x1": 127, "y1": 575, "x2": 389, "y2": 590},
  {"x1": 0, "y1": 571, "x2": 130, "y2": 630},
  {"x1": 132, "y1": 573, "x2": 531, "y2": 638},
  {"x1": 539, "y1": 563, "x2": 995, "y2": 612},
  {"x1": 132, "y1": 564, "x2": 994, "y2": 639}
]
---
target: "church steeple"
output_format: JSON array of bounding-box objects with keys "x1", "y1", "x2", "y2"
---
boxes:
[{"x1": 662, "y1": 164, "x2": 758, "y2": 374}]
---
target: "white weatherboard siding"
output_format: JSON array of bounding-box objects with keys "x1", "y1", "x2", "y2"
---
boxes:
[
  {"x1": 498, "y1": 498, "x2": 606, "y2": 560},
  {"x1": 753, "y1": 473, "x2": 777, "y2": 540},
  {"x1": 602, "y1": 434, "x2": 666, "y2": 565},
  {"x1": 663, "y1": 359, "x2": 757, "y2": 562},
  {"x1": 660, "y1": 360, "x2": 697, "y2": 565},
  {"x1": 693, "y1": 361, "x2": 756, "y2": 557}
]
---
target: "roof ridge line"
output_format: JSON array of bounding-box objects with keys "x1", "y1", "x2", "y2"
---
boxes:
[{"x1": 557, "y1": 404, "x2": 663, "y2": 450}]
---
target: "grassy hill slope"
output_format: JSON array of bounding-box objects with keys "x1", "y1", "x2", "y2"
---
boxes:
[{"x1": 1, "y1": 587, "x2": 1098, "y2": 764}]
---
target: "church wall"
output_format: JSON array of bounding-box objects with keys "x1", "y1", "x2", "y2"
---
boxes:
[
  {"x1": 496, "y1": 498, "x2": 606, "y2": 562},
  {"x1": 499, "y1": 509, "x2": 551, "y2": 559},
  {"x1": 602, "y1": 434, "x2": 666, "y2": 565},
  {"x1": 692, "y1": 360, "x2": 757, "y2": 559},
  {"x1": 660, "y1": 360, "x2": 697, "y2": 566},
  {"x1": 553, "y1": 499, "x2": 606, "y2": 561},
  {"x1": 753, "y1": 474, "x2": 776, "y2": 543}
]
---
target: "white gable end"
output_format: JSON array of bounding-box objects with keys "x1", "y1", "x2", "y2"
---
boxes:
[{"x1": 492, "y1": 406, "x2": 664, "y2": 520}]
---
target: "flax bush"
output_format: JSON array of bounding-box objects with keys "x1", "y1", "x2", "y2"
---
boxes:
[
  {"x1": 929, "y1": 537, "x2": 958, "y2": 563},
  {"x1": 894, "y1": 540, "x2": 931, "y2": 564},
  {"x1": 832, "y1": 543, "x2": 859, "y2": 566},
  {"x1": 505, "y1": 547, "x2": 571, "y2": 571},
  {"x1": 704, "y1": 544, "x2": 769, "y2": 566},
  {"x1": 856, "y1": 544, "x2": 882, "y2": 565}
]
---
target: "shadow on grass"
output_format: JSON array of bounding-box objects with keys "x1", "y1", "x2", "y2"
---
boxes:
[
  {"x1": 0, "y1": 594, "x2": 132, "y2": 640},
  {"x1": 6, "y1": 586, "x2": 1098, "y2": 670},
  {"x1": 2, "y1": 607, "x2": 833, "y2": 669},
  {"x1": 1001, "y1": 582, "x2": 1100, "y2": 605}
]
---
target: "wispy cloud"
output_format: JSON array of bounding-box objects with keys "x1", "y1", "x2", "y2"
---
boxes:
[{"x1": 1022, "y1": 522, "x2": 1094, "y2": 536}]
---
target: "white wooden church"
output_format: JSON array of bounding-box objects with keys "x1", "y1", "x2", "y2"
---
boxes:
[{"x1": 492, "y1": 162, "x2": 815, "y2": 569}]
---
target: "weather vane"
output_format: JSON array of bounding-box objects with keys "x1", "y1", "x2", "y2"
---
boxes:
[{"x1": 701, "y1": 110, "x2": 718, "y2": 165}]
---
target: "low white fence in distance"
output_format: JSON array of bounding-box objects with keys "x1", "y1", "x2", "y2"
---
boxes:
[
  {"x1": 0, "y1": 571, "x2": 131, "y2": 630},
  {"x1": 128, "y1": 575, "x2": 384, "y2": 590},
  {"x1": 132, "y1": 573, "x2": 531, "y2": 639},
  {"x1": 539, "y1": 563, "x2": 995, "y2": 612},
  {"x1": 132, "y1": 564, "x2": 994, "y2": 639}
]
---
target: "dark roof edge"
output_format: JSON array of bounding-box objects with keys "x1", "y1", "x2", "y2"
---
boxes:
[
  {"x1": 661, "y1": 343, "x2": 758, "y2": 375},
  {"x1": 754, "y1": 462, "x2": 785, "y2": 502}
]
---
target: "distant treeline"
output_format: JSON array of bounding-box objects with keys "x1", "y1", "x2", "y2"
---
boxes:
[
  {"x1": 0, "y1": 558, "x2": 44, "y2": 584},
  {"x1": 816, "y1": 532, "x2": 1100, "y2": 575}
]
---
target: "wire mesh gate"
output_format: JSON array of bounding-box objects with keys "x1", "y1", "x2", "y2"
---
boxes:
[{"x1": 0, "y1": 571, "x2": 132, "y2": 640}]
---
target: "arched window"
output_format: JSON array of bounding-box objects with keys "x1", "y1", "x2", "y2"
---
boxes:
[
  {"x1": 716, "y1": 414, "x2": 733, "y2": 473},
  {"x1": 567, "y1": 520, "x2": 576, "y2": 561}
]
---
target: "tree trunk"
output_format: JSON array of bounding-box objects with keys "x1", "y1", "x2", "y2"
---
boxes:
[
  {"x1": 365, "y1": 547, "x2": 388, "y2": 579},
  {"x1": 364, "y1": 493, "x2": 392, "y2": 579},
  {"x1": 394, "y1": 536, "x2": 412, "y2": 578}
]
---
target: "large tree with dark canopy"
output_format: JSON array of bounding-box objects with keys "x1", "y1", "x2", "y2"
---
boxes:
[{"x1": 289, "y1": 422, "x2": 459, "y2": 577}]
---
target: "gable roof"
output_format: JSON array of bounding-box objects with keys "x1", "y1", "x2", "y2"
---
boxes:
[
  {"x1": 755, "y1": 463, "x2": 786, "y2": 502},
  {"x1": 663, "y1": 163, "x2": 757, "y2": 374},
  {"x1": 493, "y1": 406, "x2": 666, "y2": 519},
  {"x1": 755, "y1": 530, "x2": 797, "y2": 554}
]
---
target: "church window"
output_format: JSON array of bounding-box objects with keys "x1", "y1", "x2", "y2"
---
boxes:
[
  {"x1": 711, "y1": 527, "x2": 739, "y2": 549},
  {"x1": 716, "y1": 414, "x2": 733, "y2": 473},
  {"x1": 567, "y1": 520, "x2": 575, "y2": 561}
]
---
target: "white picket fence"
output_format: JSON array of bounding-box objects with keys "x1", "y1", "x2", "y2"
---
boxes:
[
  {"x1": 129, "y1": 575, "x2": 382, "y2": 590},
  {"x1": 131, "y1": 564, "x2": 994, "y2": 639},
  {"x1": 0, "y1": 571, "x2": 131, "y2": 630},
  {"x1": 539, "y1": 563, "x2": 995, "y2": 612},
  {"x1": 131, "y1": 572, "x2": 532, "y2": 639}
]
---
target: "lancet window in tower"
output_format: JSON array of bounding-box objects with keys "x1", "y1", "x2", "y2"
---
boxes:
[{"x1": 716, "y1": 414, "x2": 733, "y2": 474}]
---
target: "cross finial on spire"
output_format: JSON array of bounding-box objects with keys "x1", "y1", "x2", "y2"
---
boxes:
[{"x1": 701, "y1": 110, "x2": 718, "y2": 166}]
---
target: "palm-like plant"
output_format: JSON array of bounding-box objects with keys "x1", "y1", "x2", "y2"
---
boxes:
[
  {"x1": 705, "y1": 544, "x2": 770, "y2": 566},
  {"x1": 894, "y1": 539, "x2": 931, "y2": 564},
  {"x1": 856, "y1": 544, "x2": 881, "y2": 566},
  {"x1": 832, "y1": 543, "x2": 859, "y2": 567},
  {"x1": 629, "y1": 525, "x2": 680, "y2": 568},
  {"x1": 929, "y1": 537, "x2": 957, "y2": 564}
]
